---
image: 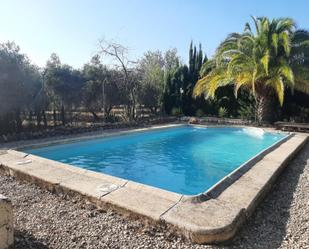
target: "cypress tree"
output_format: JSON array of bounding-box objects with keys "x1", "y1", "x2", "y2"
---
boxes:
[
  {"x1": 197, "y1": 43, "x2": 203, "y2": 74},
  {"x1": 165, "y1": 41, "x2": 209, "y2": 116},
  {"x1": 191, "y1": 45, "x2": 196, "y2": 77},
  {"x1": 203, "y1": 54, "x2": 208, "y2": 64},
  {"x1": 189, "y1": 41, "x2": 194, "y2": 75}
]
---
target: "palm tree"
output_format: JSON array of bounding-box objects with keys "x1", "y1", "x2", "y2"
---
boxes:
[{"x1": 193, "y1": 17, "x2": 309, "y2": 123}]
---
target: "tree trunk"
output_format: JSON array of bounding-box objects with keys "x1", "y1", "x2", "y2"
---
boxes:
[
  {"x1": 61, "y1": 105, "x2": 66, "y2": 126},
  {"x1": 42, "y1": 110, "x2": 47, "y2": 128},
  {"x1": 129, "y1": 88, "x2": 137, "y2": 121},
  {"x1": 104, "y1": 106, "x2": 112, "y2": 120},
  {"x1": 255, "y1": 85, "x2": 275, "y2": 125},
  {"x1": 90, "y1": 111, "x2": 99, "y2": 122},
  {"x1": 15, "y1": 109, "x2": 22, "y2": 133},
  {"x1": 149, "y1": 106, "x2": 157, "y2": 115},
  {"x1": 53, "y1": 109, "x2": 57, "y2": 127},
  {"x1": 28, "y1": 111, "x2": 33, "y2": 122},
  {"x1": 36, "y1": 111, "x2": 42, "y2": 128}
]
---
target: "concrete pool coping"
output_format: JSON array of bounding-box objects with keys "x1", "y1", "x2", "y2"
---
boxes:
[{"x1": 0, "y1": 124, "x2": 307, "y2": 244}]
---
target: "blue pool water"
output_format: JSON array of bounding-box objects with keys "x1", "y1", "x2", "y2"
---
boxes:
[{"x1": 25, "y1": 126, "x2": 286, "y2": 195}]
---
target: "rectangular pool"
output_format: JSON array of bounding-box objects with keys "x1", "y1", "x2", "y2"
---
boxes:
[{"x1": 24, "y1": 126, "x2": 287, "y2": 195}]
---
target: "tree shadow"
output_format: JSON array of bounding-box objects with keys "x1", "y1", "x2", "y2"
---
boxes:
[
  {"x1": 14, "y1": 229, "x2": 50, "y2": 249},
  {"x1": 227, "y1": 143, "x2": 309, "y2": 249}
]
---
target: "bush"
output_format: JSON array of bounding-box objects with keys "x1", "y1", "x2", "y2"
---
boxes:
[
  {"x1": 171, "y1": 107, "x2": 182, "y2": 117},
  {"x1": 299, "y1": 107, "x2": 309, "y2": 122},
  {"x1": 237, "y1": 92, "x2": 255, "y2": 120},
  {"x1": 238, "y1": 105, "x2": 255, "y2": 120},
  {"x1": 195, "y1": 109, "x2": 204, "y2": 117},
  {"x1": 218, "y1": 107, "x2": 227, "y2": 118}
]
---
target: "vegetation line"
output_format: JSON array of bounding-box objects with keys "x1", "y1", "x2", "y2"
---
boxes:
[{"x1": 0, "y1": 16, "x2": 308, "y2": 138}]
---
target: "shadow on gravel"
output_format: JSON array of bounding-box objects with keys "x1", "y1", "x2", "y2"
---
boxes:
[
  {"x1": 228, "y1": 143, "x2": 309, "y2": 249},
  {"x1": 14, "y1": 230, "x2": 50, "y2": 249}
]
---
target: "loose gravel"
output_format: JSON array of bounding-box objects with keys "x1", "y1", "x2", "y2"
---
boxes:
[{"x1": 0, "y1": 143, "x2": 308, "y2": 249}]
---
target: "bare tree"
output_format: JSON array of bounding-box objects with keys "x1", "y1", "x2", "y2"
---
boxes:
[{"x1": 98, "y1": 39, "x2": 138, "y2": 121}]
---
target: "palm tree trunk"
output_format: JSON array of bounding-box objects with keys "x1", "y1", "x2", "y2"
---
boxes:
[{"x1": 255, "y1": 85, "x2": 275, "y2": 125}]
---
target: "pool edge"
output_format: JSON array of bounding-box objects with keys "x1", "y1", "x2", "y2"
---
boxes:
[
  {"x1": 160, "y1": 132, "x2": 308, "y2": 244},
  {"x1": 184, "y1": 132, "x2": 293, "y2": 202},
  {"x1": 0, "y1": 125, "x2": 307, "y2": 244}
]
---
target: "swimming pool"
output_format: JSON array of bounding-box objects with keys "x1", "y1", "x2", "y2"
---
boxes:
[{"x1": 25, "y1": 126, "x2": 287, "y2": 195}]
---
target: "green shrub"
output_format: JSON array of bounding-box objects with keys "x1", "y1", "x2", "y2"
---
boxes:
[
  {"x1": 299, "y1": 107, "x2": 309, "y2": 122},
  {"x1": 171, "y1": 107, "x2": 182, "y2": 117},
  {"x1": 195, "y1": 109, "x2": 204, "y2": 117},
  {"x1": 218, "y1": 107, "x2": 227, "y2": 118},
  {"x1": 238, "y1": 105, "x2": 255, "y2": 120},
  {"x1": 237, "y1": 92, "x2": 255, "y2": 120}
]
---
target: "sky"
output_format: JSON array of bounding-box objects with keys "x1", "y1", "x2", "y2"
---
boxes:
[{"x1": 1, "y1": 0, "x2": 308, "y2": 68}]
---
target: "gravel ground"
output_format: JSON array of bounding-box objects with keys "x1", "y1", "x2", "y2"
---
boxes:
[{"x1": 0, "y1": 143, "x2": 308, "y2": 249}]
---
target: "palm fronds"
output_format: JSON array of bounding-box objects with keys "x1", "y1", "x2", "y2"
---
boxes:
[{"x1": 193, "y1": 17, "x2": 308, "y2": 109}]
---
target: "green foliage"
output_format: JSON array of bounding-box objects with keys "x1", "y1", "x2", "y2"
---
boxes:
[
  {"x1": 162, "y1": 42, "x2": 207, "y2": 116},
  {"x1": 218, "y1": 107, "x2": 228, "y2": 118},
  {"x1": 164, "y1": 48, "x2": 180, "y2": 71},
  {"x1": 195, "y1": 109, "x2": 204, "y2": 117},
  {"x1": 194, "y1": 17, "x2": 309, "y2": 123},
  {"x1": 45, "y1": 53, "x2": 83, "y2": 109},
  {"x1": 82, "y1": 55, "x2": 123, "y2": 120},
  {"x1": 238, "y1": 103, "x2": 255, "y2": 120},
  {"x1": 299, "y1": 107, "x2": 309, "y2": 122},
  {"x1": 82, "y1": 56, "x2": 105, "y2": 112},
  {"x1": 138, "y1": 51, "x2": 165, "y2": 113},
  {"x1": 0, "y1": 41, "x2": 43, "y2": 133},
  {"x1": 1, "y1": 19, "x2": 308, "y2": 136},
  {"x1": 44, "y1": 53, "x2": 84, "y2": 125},
  {"x1": 171, "y1": 107, "x2": 182, "y2": 117},
  {"x1": 236, "y1": 90, "x2": 256, "y2": 120},
  {"x1": 162, "y1": 65, "x2": 184, "y2": 114}
]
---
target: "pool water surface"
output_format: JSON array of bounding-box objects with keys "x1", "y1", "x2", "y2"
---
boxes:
[{"x1": 25, "y1": 126, "x2": 286, "y2": 195}]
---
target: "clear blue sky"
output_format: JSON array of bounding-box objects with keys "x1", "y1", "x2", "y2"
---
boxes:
[{"x1": 1, "y1": 0, "x2": 308, "y2": 68}]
